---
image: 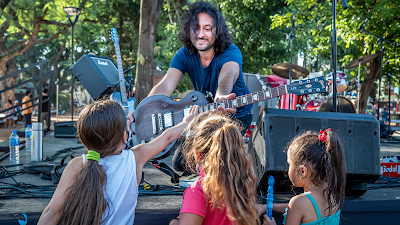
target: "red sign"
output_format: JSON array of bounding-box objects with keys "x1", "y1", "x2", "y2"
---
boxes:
[{"x1": 380, "y1": 162, "x2": 400, "y2": 177}]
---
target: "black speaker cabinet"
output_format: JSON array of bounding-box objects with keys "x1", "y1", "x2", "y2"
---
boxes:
[
  {"x1": 72, "y1": 54, "x2": 125, "y2": 99},
  {"x1": 54, "y1": 121, "x2": 77, "y2": 138},
  {"x1": 248, "y1": 108, "x2": 380, "y2": 196}
]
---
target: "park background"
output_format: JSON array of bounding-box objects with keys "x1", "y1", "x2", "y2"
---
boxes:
[{"x1": 0, "y1": 0, "x2": 399, "y2": 133}]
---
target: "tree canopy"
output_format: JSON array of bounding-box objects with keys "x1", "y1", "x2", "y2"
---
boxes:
[{"x1": 1, "y1": 0, "x2": 398, "y2": 111}]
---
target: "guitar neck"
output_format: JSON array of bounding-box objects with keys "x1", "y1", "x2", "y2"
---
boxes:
[
  {"x1": 198, "y1": 85, "x2": 288, "y2": 113},
  {"x1": 114, "y1": 44, "x2": 128, "y2": 103}
]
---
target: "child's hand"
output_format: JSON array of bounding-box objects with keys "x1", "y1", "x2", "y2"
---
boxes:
[
  {"x1": 183, "y1": 105, "x2": 199, "y2": 123},
  {"x1": 256, "y1": 204, "x2": 268, "y2": 217},
  {"x1": 262, "y1": 215, "x2": 277, "y2": 225}
]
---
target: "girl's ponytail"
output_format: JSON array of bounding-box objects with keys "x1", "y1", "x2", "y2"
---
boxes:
[
  {"x1": 324, "y1": 129, "x2": 347, "y2": 211},
  {"x1": 60, "y1": 159, "x2": 109, "y2": 225}
]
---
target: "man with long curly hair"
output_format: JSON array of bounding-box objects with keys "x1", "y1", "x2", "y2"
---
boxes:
[
  {"x1": 140, "y1": 1, "x2": 252, "y2": 126},
  {"x1": 129, "y1": 1, "x2": 253, "y2": 171}
]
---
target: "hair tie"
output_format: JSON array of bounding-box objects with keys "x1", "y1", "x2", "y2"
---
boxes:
[
  {"x1": 86, "y1": 150, "x2": 100, "y2": 162},
  {"x1": 318, "y1": 128, "x2": 333, "y2": 142}
]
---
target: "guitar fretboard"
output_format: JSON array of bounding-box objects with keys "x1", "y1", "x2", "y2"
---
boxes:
[
  {"x1": 198, "y1": 85, "x2": 288, "y2": 113},
  {"x1": 114, "y1": 45, "x2": 128, "y2": 103}
]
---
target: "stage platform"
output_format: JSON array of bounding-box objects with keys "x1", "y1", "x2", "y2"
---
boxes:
[{"x1": 0, "y1": 131, "x2": 400, "y2": 224}]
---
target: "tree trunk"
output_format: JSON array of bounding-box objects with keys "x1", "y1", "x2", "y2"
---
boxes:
[
  {"x1": 134, "y1": 0, "x2": 163, "y2": 107},
  {"x1": 0, "y1": 58, "x2": 17, "y2": 106},
  {"x1": 359, "y1": 52, "x2": 380, "y2": 114}
]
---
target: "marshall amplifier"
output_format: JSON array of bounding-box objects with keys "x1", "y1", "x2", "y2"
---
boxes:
[
  {"x1": 248, "y1": 108, "x2": 380, "y2": 196},
  {"x1": 72, "y1": 54, "x2": 127, "y2": 99}
]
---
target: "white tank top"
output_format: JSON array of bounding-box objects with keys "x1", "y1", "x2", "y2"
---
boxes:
[{"x1": 83, "y1": 149, "x2": 138, "y2": 225}]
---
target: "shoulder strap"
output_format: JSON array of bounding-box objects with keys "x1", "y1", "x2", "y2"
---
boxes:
[{"x1": 302, "y1": 193, "x2": 322, "y2": 220}]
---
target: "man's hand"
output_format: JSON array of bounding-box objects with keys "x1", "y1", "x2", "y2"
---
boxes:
[
  {"x1": 214, "y1": 93, "x2": 237, "y2": 114},
  {"x1": 127, "y1": 110, "x2": 135, "y2": 130}
]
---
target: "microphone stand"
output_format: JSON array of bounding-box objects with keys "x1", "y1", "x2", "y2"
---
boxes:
[
  {"x1": 331, "y1": 0, "x2": 348, "y2": 112},
  {"x1": 359, "y1": 28, "x2": 397, "y2": 120},
  {"x1": 288, "y1": 17, "x2": 295, "y2": 110},
  {"x1": 388, "y1": 73, "x2": 392, "y2": 128},
  {"x1": 331, "y1": 0, "x2": 338, "y2": 112}
]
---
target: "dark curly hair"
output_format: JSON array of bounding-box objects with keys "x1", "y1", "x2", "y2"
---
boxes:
[{"x1": 179, "y1": 1, "x2": 232, "y2": 56}]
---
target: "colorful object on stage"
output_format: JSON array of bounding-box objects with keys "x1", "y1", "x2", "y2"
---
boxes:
[
  {"x1": 326, "y1": 71, "x2": 348, "y2": 93},
  {"x1": 318, "y1": 128, "x2": 333, "y2": 142},
  {"x1": 302, "y1": 96, "x2": 356, "y2": 113},
  {"x1": 86, "y1": 150, "x2": 100, "y2": 162},
  {"x1": 266, "y1": 175, "x2": 275, "y2": 220},
  {"x1": 381, "y1": 162, "x2": 400, "y2": 177},
  {"x1": 132, "y1": 76, "x2": 328, "y2": 160}
]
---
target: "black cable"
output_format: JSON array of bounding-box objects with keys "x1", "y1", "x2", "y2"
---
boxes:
[
  {"x1": 44, "y1": 146, "x2": 83, "y2": 162},
  {"x1": 368, "y1": 176, "x2": 400, "y2": 190}
]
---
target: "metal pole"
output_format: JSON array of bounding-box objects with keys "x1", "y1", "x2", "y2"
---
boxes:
[
  {"x1": 38, "y1": 65, "x2": 44, "y2": 122},
  {"x1": 56, "y1": 84, "x2": 59, "y2": 122},
  {"x1": 71, "y1": 24, "x2": 74, "y2": 121},
  {"x1": 377, "y1": 41, "x2": 383, "y2": 121},
  {"x1": 47, "y1": 71, "x2": 53, "y2": 130},
  {"x1": 332, "y1": 0, "x2": 338, "y2": 112},
  {"x1": 357, "y1": 60, "x2": 361, "y2": 114},
  {"x1": 388, "y1": 73, "x2": 392, "y2": 128},
  {"x1": 289, "y1": 35, "x2": 293, "y2": 110}
]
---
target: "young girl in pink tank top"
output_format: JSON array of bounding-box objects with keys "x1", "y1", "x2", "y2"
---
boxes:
[{"x1": 170, "y1": 112, "x2": 259, "y2": 225}]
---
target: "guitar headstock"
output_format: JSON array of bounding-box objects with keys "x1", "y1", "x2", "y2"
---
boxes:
[
  {"x1": 288, "y1": 76, "x2": 328, "y2": 95},
  {"x1": 111, "y1": 28, "x2": 119, "y2": 45}
]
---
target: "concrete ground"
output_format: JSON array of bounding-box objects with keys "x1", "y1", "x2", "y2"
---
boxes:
[{"x1": 0, "y1": 113, "x2": 400, "y2": 215}]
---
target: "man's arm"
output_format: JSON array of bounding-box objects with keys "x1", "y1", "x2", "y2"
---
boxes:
[
  {"x1": 214, "y1": 61, "x2": 240, "y2": 113},
  {"x1": 149, "y1": 68, "x2": 184, "y2": 97},
  {"x1": 215, "y1": 61, "x2": 239, "y2": 99}
]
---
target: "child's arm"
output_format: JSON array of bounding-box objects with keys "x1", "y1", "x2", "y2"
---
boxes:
[
  {"x1": 256, "y1": 203, "x2": 289, "y2": 217},
  {"x1": 132, "y1": 105, "x2": 198, "y2": 184},
  {"x1": 38, "y1": 157, "x2": 82, "y2": 225}
]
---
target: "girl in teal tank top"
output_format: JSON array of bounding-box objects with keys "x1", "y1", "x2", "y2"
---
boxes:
[{"x1": 261, "y1": 129, "x2": 346, "y2": 225}]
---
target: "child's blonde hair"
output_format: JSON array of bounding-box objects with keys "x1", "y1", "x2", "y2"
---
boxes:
[
  {"x1": 287, "y1": 129, "x2": 347, "y2": 215},
  {"x1": 182, "y1": 112, "x2": 258, "y2": 225}
]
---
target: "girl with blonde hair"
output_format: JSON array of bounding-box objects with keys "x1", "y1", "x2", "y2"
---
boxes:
[{"x1": 170, "y1": 112, "x2": 259, "y2": 225}]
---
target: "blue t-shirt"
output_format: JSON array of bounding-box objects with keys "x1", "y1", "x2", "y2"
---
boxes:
[{"x1": 169, "y1": 44, "x2": 252, "y2": 118}]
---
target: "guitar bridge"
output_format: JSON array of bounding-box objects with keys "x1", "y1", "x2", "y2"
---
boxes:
[{"x1": 158, "y1": 113, "x2": 164, "y2": 131}]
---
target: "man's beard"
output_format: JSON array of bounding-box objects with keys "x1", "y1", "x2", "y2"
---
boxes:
[
  {"x1": 198, "y1": 41, "x2": 214, "y2": 52},
  {"x1": 193, "y1": 37, "x2": 215, "y2": 52}
]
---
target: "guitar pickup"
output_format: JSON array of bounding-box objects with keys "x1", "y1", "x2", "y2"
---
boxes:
[
  {"x1": 152, "y1": 114, "x2": 157, "y2": 134},
  {"x1": 164, "y1": 111, "x2": 173, "y2": 129}
]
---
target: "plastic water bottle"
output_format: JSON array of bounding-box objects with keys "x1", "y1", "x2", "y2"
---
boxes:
[
  {"x1": 25, "y1": 125, "x2": 32, "y2": 152},
  {"x1": 9, "y1": 130, "x2": 20, "y2": 164}
]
